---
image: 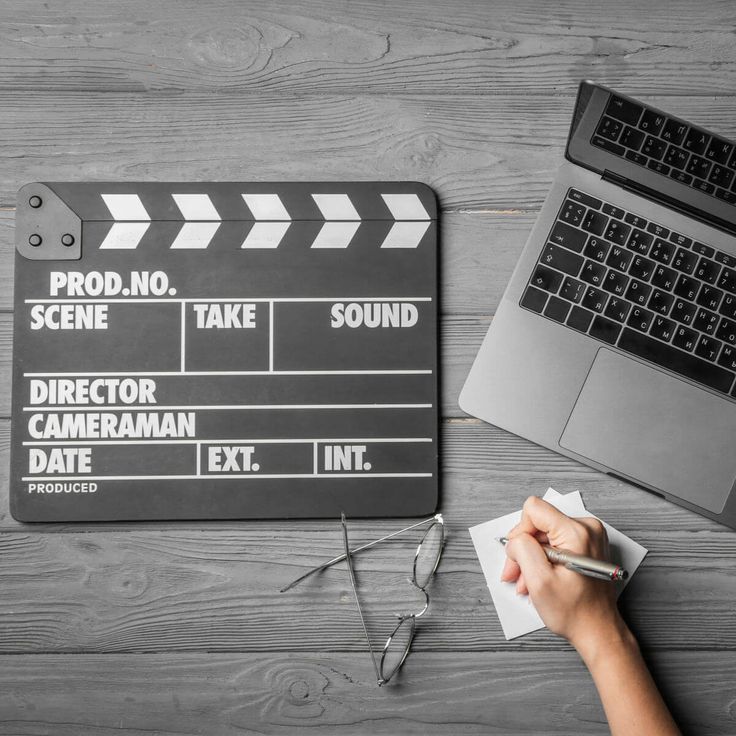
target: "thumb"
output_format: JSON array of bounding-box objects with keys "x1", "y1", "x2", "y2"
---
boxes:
[{"x1": 505, "y1": 533, "x2": 552, "y2": 592}]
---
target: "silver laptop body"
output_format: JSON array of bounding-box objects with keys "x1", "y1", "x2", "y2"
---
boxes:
[{"x1": 460, "y1": 81, "x2": 736, "y2": 529}]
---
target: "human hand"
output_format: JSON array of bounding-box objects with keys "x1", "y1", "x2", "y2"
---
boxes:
[{"x1": 501, "y1": 496, "x2": 625, "y2": 655}]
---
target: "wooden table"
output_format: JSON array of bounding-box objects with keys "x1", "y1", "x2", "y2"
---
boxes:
[{"x1": 1, "y1": 2, "x2": 735, "y2": 733}]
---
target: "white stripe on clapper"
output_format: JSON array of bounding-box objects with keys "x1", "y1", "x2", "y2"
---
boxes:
[
  {"x1": 100, "y1": 194, "x2": 151, "y2": 249},
  {"x1": 171, "y1": 194, "x2": 221, "y2": 249},
  {"x1": 241, "y1": 194, "x2": 292, "y2": 248},
  {"x1": 380, "y1": 193, "x2": 431, "y2": 248},
  {"x1": 311, "y1": 194, "x2": 360, "y2": 248}
]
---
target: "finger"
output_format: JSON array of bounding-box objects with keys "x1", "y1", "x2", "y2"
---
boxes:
[
  {"x1": 500, "y1": 556, "x2": 520, "y2": 582},
  {"x1": 516, "y1": 572, "x2": 528, "y2": 595},
  {"x1": 516, "y1": 496, "x2": 576, "y2": 540},
  {"x1": 505, "y1": 532, "x2": 552, "y2": 591}
]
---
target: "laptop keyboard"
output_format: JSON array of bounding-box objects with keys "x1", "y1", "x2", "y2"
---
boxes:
[
  {"x1": 520, "y1": 188, "x2": 736, "y2": 398},
  {"x1": 592, "y1": 95, "x2": 736, "y2": 206}
]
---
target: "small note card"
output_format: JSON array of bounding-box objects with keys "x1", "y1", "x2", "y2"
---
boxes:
[{"x1": 469, "y1": 488, "x2": 647, "y2": 640}]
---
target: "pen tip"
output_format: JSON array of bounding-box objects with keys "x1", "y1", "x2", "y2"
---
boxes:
[{"x1": 496, "y1": 536, "x2": 508, "y2": 545}]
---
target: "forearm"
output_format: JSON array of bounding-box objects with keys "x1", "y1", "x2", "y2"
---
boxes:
[{"x1": 575, "y1": 619, "x2": 680, "y2": 736}]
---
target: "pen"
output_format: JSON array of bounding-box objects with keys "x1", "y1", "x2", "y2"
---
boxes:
[{"x1": 496, "y1": 537, "x2": 628, "y2": 582}]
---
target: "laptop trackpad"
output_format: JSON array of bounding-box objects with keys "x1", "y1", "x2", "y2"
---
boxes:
[{"x1": 560, "y1": 348, "x2": 736, "y2": 514}]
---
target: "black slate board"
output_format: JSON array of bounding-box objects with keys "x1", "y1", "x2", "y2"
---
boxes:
[{"x1": 11, "y1": 181, "x2": 438, "y2": 521}]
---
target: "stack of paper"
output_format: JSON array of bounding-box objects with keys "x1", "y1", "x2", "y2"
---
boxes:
[{"x1": 469, "y1": 488, "x2": 648, "y2": 640}]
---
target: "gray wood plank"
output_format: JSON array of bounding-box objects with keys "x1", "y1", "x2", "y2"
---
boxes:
[
  {"x1": 1, "y1": 0, "x2": 735, "y2": 96},
  {"x1": 0, "y1": 412, "x2": 733, "y2": 654},
  {"x1": 2, "y1": 94, "x2": 736, "y2": 210},
  {"x1": 0, "y1": 651, "x2": 731, "y2": 735}
]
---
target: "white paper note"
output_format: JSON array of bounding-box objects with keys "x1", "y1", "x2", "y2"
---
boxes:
[{"x1": 469, "y1": 488, "x2": 647, "y2": 640}]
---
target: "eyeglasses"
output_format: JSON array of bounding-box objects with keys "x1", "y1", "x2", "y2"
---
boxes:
[{"x1": 281, "y1": 513, "x2": 445, "y2": 686}]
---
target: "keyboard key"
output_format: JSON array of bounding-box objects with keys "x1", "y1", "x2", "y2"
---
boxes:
[
  {"x1": 648, "y1": 289, "x2": 674, "y2": 315},
  {"x1": 548, "y1": 221, "x2": 587, "y2": 252},
  {"x1": 672, "y1": 248, "x2": 698, "y2": 274},
  {"x1": 559, "y1": 276, "x2": 585, "y2": 303},
  {"x1": 581, "y1": 210, "x2": 608, "y2": 236},
  {"x1": 642, "y1": 135, "x2": 667, "y2": 160},
  {"x1": 718, "y1": 268, "x2": 736, "y2": 294},
  {"x1": 589, "y1": 315, "x2": 622, "y2": 344},
  {"x1": 603, "y1": 220, "x2": 631, "y2": 245},
  {"x1": 584, "y1": 236, "x2": 610, "y2": 262},
  {"x1": 669, "y1": 232, "x2": 692, "y2": 248},
  {"x1": 664, "y1": 145, "x2": 689, "y2": 170},
  {"x1": 568, "y1": 189, "x2": 602, "y2": 209},
  {"x1": 691, "y1": 242, "x2": 715, "y2": 258},
  {"x1": 661, "y1": 119, "x2": 688, "y2": 146},
  {"x1": 606, "y1": 96, "x2": 643, "y2": 126},
  {"x1": 582, "y1": 285, "x2": 608, "y2": 313},
  {"x1": 651, "y1": 264, "x2": 677, "y2": 290},
  {"x1": 694, "y1": 257, "x2": 721, "y2": 284},
  {"x1": 618, "y1": 328, "x2": 735, "y2": 393},
  {"x1": 715, "y1": 188, "x2": 736, "y2": 205},
  {"x1": 686, "y1": 154, "x2": 712, "y2": 179},
  {"x1": 602, "y1": 204, "x2": 625, "y2": 219},
  {"x1": 715, "y1": 252, "x2": 736, "y2": 267},
  {"x1": 639, "y1": 110, "x2": 665, "y2": 135},
  {"x1": 603, "y1": 269, "x2": 629, "y2": 296},
  {"x1": 624, "y1": 213, "x2": 647, "y2": 229},
  {"x1": 567, "y1": 305, "x2": 595, "y2": 333},
  {"x1": 694, "y1": 307, "x2": 719, "y2": 335},
  {"x1": 628, "y1": 306, "x2": 654, "y2": 332},
  {"x1": 695, "y1": 335, "x2": 722, "y2": 362},
  {"x1": 718, "y1": 344, "x2": 736, "y2": 371},
  {"x1": 647, "y1": 222, "x2": 669, "y2": 239},
  {"x1": 596, "y1": 116, "x2": 622, "y2": 141},
  {"x1": 627, "y1": 229, "x2": 653, "y2": 255},
  {"x1": 709, "y1": 165, "x2": 734, "y2": 190},
  {"x1": 581, "y1": 261, "x2": 607, "y2": 287},
  {"x1": 721, "y1": 294, "x2": 736, "y2": 319},
  {"x1": 692, "y1": 177, "x2": 715, "y2": 195},
  {"x1": 620, "y1": 125, "x2": 645, "y2": 150},
  {"x1": 674, "y1": 274, "x2": 699, "y2": 301},
  {"x1": 683, "y1": 129, "x2": 710, "y2": 155},
  {"x1": 544, "y1": 296, "x2": 571, "y2": 323},
  {"x1": 706, "y1": 137, "x2": 733, "y2": 164},
  {"x1": 650, "y1": 238, "x2": 674, "y2": 264},
  {"x1": 530, "y1": 265, "x2": 563, "y2": 293},
  {"x1": 606, "y1": 245, "x2": 633, "y2": 272},
  {"x1": 697, "y1": 284, "x2": 723, "y2": 311},
  {"x1": 625, "y1": 279, "x2": 652, "y2": 306},
  {"x1": 604, "y1": 297, "x2": 631, "y2": 323},
  {"x1": 592, "y1": 136, "x2": 625, "y2": 156},
  {"x1": 626, "y1": 150, "x2": 648, "y2": 166},
  {"x1": 650, "y1": 316, "x2": 676, "y2": 342},
  {"x1": 628, "y1": 255, "x2": 655, "y2": 282},
  {"x1": 521, "y1": 286, "x2": 549, "y2": 313},
  {"x1": 672, "y1": 325, "x2": 698, "y2": 352},
  {"x1": 669, "y1": 169, "x2": 693, "y2": 186},
  {"x1": 648, "y1": 160, "x2": 671, "y2": 176},
  {"x1": 540, "y1": 243, "x2": 584, "y2": 276},
  {"x1": 671, "y1": 299, "x2": 697, "y2": 325},
  {"x1": 717, "y1": 317, "x2": 736, "y2": 345},
  {"x1": 559, "y1": 199, "x2": 586, "y2": 226}
]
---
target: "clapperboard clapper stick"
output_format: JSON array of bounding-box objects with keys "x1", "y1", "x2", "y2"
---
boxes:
[{"x1": 11, "y1": 182, "x2": 438, "y2": 522}]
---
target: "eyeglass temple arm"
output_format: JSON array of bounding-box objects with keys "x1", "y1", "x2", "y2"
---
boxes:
[
  {"x1": 340, "y1": 513, "x2": 383, "y2": 684},
  {"x1": 279, "y1": 514, "x2": 442, "y2": 593}
]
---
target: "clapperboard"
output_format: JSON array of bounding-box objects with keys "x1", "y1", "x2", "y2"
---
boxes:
[{"x1": 10, "y1": 181, "x2": 438, "y2": 521}]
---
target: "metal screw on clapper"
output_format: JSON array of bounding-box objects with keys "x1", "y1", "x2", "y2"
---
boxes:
[
  {"x1": 28, "y1": 234, "x2": 42, "y2": 247},
  {"x1": 61, "y1": 234, "x2": 75, "y2": 247}
]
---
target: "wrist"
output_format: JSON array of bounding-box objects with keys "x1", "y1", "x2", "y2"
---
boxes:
[{"x1": 571, "y1": 612, "x2": 637, "y2": 669}]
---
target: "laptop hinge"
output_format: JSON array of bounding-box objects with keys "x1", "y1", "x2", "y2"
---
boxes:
[{"x1": 601, "y1": 169, "x2": 736, "y2": 238}]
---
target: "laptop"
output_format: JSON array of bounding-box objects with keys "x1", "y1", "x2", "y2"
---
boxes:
[{"x1": 460, "y1": 81, "x2": 736, "y2": 529}]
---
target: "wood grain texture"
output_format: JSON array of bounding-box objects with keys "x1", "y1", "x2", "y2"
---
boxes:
[
  {"x1": 2, "y1": 1, "x2": 736, "y2": 732},
  {"x1": 0, "y1": 651, "x2": 733, "y2": 736},
  {"x1": 3, "y1": 94, "x2": 736, "y2": 211},
  {"x1": 1, "y1": 0, "x2": 736, "y2": 96}
]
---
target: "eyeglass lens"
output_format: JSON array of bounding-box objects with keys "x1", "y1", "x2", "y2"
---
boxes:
[
  {"x1": 380, "y1": 616, "x2": 416, "y2": 683},
  {"x1": 413, "y1": 521, "x2": 444, "y2": 589}
]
